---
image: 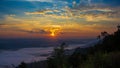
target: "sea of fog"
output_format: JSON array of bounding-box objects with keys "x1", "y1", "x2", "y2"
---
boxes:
[{"x1": 0, "y1": 38, "x2": 98, "y2": 68}]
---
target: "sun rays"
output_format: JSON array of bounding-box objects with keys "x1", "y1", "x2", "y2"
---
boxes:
[{"x1": 49, "y1": 25, "x2": 61, "y2": 37}]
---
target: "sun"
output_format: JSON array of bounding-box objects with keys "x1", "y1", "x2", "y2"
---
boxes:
[
  {"x1": 50, "y1": 30, "x2": 56, "y2": 37},
  {"x1": 44, "y1": 25, "x2": 61, "y2": 37},
  {"x1": 51, "y1": 32, "x2": 55, "y2": 37}
]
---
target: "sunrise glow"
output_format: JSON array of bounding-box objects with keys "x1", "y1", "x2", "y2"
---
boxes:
[
  {"x1": 0, "y1": 0, "x2": 120, "y2": 67},
  {"x1": 51, "y1": 32, "x2": 55, "y2": 37},
  {"x1": 50, "y1": 29, "x2": 57, "y2": 37},
  {"x1": 0, "y1": 0, "x2": 119, "y2": 39}
]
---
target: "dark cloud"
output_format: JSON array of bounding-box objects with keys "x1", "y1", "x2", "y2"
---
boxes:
[
  {"x1": 40, "y1": 30, "x2": 49, "y2": 34},
  {"x1": 18, "y1": 29, "x2": 49, "y2": 34},
  {"x1": 104, "y1": 0, "x2": 120, "y2": 6},
  {"x1": 0, "y1": 24, "x2": 49, "y2": 34},
  {"x1": 0, "y1": 23, "x2": 8, "y2": 27},
  {"x1": 0, "y1": 23, "x2": 5, "y2": 26}
]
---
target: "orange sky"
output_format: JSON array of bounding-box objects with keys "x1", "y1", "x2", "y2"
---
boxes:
[{"x1": 0, "y1": 0, "x2": 120, "y2": 39}]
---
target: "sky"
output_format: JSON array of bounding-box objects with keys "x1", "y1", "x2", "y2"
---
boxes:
[{"x1": 0, "y1": 0, "x2": 120, "y2": 39}]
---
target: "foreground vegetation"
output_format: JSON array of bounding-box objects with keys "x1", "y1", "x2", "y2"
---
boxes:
[{"x1": 16, "y1": 26, "x2": 120, "y2": 68}]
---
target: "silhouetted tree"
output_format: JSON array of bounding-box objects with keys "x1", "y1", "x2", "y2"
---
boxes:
[
  {"x1": 69, "y1": 47, "x2": 87, "y2": 68},
  {"x1": 97, "y1": 35, "x2": 101, "y2": 39},
  {"x1": 47, "y1": 42, "x2": 69, "y2": 68},
  {"x1": 16, "y1": 62, "x2": 27, "y2": 68},
  {"x1": 117, "y1": 25, "x2": 120, "y2": 30},
  {"x1": 101, "y1": 31, "x2": 109, "y2": 37}
]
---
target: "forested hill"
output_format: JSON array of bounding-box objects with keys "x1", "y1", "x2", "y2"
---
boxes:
[{"x1": 90, "y1": 25, "x2": 120, "y2": 53}]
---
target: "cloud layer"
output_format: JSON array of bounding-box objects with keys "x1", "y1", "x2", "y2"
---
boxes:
[{"x1": 0, "y1": 0, "x2": 120, "y2": 38}]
